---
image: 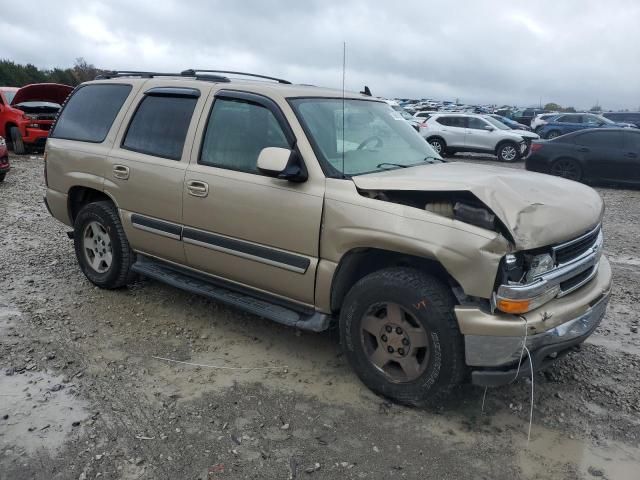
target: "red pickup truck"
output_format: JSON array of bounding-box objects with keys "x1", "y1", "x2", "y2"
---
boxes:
[{"x1": 0, "y1": 83, "x2": 73, "y2": 154}]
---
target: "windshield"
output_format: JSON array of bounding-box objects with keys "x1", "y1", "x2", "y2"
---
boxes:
[
  {"x1": 589, "y1": 114, "x2": 614, "y2": 125},
  {"x1": 484, "y1": 116, "x2": 510, "y2": 130},
  {"x1": 391, "y1": 104, "x2": 415, "y2": 121},
  {"x1": 290, "y1": 98, "x2": 442, "y2": 176},
  {"x1": 1, "y1": 90, "x2": 16, "y2": 104}
]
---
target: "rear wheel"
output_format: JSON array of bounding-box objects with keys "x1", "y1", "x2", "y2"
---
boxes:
[
  {"x1": 74, "y1": 201, "x2": 135, "y2": 289},
  {"x1": 497, "y1": 142, "x2": 521, "y2": 162},
  {"x1": 10, "y1": 127, "x2": 25, "y2": 155},
  {"x1": 428, "y1": 137, "x2": 446, "y2": 155},
  {"x1": 339, "y1": 267, "x2": 465, "y2": 406},
  {"x1": 551, "y1": 158, "x2": 582, "y2": 181}
]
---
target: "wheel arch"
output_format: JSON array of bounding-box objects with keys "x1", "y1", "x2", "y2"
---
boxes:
[
  {"x1": 494, "y1": 138, "x2": 519, "y2": 155},
  {"x1": 68, "y1": 186, "x2": 117, "y2": 224},
  {"x1": 329, "y1": 248, "x2": 459, "y2": 314},
  {"x1": 426, "y1": 135, "x2": 446, "y2": 146}
]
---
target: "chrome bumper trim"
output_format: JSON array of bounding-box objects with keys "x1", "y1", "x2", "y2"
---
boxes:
[
  {"x1": 497, "y1": 230, "x2": 603, "y2": 302},
  {"x1": 465, "y1": 290, "x2": 609, "y2": 367}
]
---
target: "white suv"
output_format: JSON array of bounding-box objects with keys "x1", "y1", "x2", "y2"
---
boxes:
[{"x1": 420, "y1": 113, "x2": 539, "y2": 162}]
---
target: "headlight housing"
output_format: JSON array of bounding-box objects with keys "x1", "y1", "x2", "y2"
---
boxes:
[
  {"x1": 525, "y1": 253, "x2": 555, "y2": 282},
  {"x1": 0, "y1": 137, "x2": 5, "y2": 147}
]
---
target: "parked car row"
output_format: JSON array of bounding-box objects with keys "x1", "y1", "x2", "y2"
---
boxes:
[{"x1": 536, "y1": 113, "x2": 636, "y2": 139}]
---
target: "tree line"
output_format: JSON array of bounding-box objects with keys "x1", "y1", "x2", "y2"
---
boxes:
[{"x1": 0, "y1": 58, "x2": 104, "y2": 87}]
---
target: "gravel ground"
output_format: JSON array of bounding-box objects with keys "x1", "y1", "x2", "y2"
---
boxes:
[{"x1": 1, "y1": 153, "x2": 639, "y2": 480}]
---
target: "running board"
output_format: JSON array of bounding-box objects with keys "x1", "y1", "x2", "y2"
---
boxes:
[{"x1": 131, "y1": 256, "x2": 331, "y2": 332}]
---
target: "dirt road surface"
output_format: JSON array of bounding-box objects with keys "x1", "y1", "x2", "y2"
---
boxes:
[{"x1": 1, "y1": 153, "x2": 639, "y2": 480}]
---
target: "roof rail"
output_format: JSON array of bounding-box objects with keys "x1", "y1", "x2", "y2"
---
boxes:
[
  {"x1": 95, "y1": 70, "x2": 230, "y2": 82},
  {"x1": 181, "y1": 69, "x2": 291, "y2": 84}
]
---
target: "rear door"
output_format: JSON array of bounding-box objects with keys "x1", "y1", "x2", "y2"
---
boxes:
[
  {"x1": 622, "y1": 131, "x2": 640, "y2": 182},
  {"x1": 573, "y1": 130, "x2": 627, "y2": 181},
  {"x1": 434, "y1": 115, "x2": 466, "y2": 147},
  {"x1": 181, "y1": 90, "x2": 324, "y2": 305},
  {"x1": 104, "y1": 84, "x2": 206, "y2": 264}
]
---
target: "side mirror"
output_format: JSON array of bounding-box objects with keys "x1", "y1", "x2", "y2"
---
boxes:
[
  {"x1": 257, "y1": 147, "x2": 307, "y2": 182},
  {"x1": 484, "y1": 125, "x2": 494, "y2": 131}
]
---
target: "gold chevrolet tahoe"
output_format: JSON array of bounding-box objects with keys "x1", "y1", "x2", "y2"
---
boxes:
[{"x1": 43, "y1": 70, "x2": 612, "y2": 405}]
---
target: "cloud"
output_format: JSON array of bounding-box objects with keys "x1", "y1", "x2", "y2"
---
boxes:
[{"x1": 0, "y1": 0, "x2": 638, "y2": 109}]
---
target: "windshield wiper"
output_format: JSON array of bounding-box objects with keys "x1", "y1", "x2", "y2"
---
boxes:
[
  {"x1": 376, "y1": 162, "x2": 408, "y2": 169},
  {"x1": 423, "y1": 156, "x2": 443, "y2": 163}
]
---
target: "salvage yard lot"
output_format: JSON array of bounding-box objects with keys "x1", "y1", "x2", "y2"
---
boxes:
[{"x1": 1, "y1": 153, "x2": 639, "y2": 480}]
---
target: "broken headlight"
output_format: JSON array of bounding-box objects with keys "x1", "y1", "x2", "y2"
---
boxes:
[{"x1": 525, "y1": 253, "x2": 555, "y2": 282}]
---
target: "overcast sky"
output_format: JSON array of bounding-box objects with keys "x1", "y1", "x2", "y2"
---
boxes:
[{"x1": 0, "y1": 0, "x2": 638, "y2": 109}]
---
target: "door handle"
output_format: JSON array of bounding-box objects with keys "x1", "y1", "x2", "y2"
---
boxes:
[
  {"x1": 626, "y1": 152, "x2": 638, "y2": 158},
  {"x1": 113, "y1": 165, "x2": 130, "y2": 180},
  {"x1": 578, "y1": 147, "x2": 589, "y2": 152},
  {"x1": 187, "y1": 180, "x2": 209, "y2": 198}
]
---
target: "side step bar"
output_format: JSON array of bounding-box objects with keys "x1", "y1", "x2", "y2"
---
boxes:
[{"x1": 131, "y1": 256, "x2": 331, "y2": 332}]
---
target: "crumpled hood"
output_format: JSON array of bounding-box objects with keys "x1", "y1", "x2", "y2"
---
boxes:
[
  {"x1": 11, "y1": 83, "x2": 73, "y2": 106},
  {"x1": 352, "y1": 162, "x2": 603, "y2": 250}
]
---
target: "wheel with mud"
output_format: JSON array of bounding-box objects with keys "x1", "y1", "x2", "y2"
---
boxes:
[
  {"x1": 73, "y1": 201, "x2": 135, "y2": 289},
  {"x1": 10, "y1": 127, "x2": 25, "y2": 155},
  {"x1": 339, "y1": 267, "x2": 465, "y2": 406}
]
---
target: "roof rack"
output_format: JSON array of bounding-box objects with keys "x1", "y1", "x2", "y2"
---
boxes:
[
  {"x1": 95, "y1": 70, "x2": 230, "y2": 82},
  {"x1": 181, "y1": 69, "x2": 291, "y2": 84}
]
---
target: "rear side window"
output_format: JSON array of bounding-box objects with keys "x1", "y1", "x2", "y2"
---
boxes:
[
  {"x1": 575, "y1": 131, "x2": 624, "y2": 147},
  {"x1": 51, "y1": 84, "x2": 132, "y2": 142},
  {"x1": 122, "y1": 94, "x2": 197, "y2": 160},
  {"x1": 436, "y1": 116, "x2": 465, "y2": 127}
]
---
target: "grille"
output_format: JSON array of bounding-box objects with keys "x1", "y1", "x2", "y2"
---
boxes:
[
  {"x1": 554, "y1": 226, "x2": 600, "y2": 265},
  {"x1": 560, "y1": 266, "x2": 594, "y2": 292}
]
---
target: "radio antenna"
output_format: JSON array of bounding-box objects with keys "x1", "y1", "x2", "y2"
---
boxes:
[{"x1": 341, "y1": 41, "x2": 346, "y2": 178}]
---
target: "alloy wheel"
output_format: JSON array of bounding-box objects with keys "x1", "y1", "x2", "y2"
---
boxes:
[
  {"x1": 83, "y1": 220, "x2": 113, "y2": 273},
  {"x1": 429, "y1": 140, "x2": 442, "y2": 153},
  {"x1": 501, "y1": 145, "x2": 517, "y2": 161},
  {"x1": 360, "y1": 302, "x2": 430, "y2": 383},
  {"x1": 551, "y1": 159, "x2": 580, "y2": 181}
]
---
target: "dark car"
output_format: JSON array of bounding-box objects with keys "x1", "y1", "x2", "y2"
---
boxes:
[
  {"x1": 602, "y1": 112, "x2": 640, "y2": 129},
  {"x1": 510, "y1": 108, "x2": 547, "y2": 128},
  {"x1": 537, "y1": 113, "x2": 635, "y2": 139},
  {"x1": 525, "y1": 128, "x2": 640, "y2": 185},
  {"x1": 488, "y1": 114, "x2": 531, "y2": 131},
  {"x1": 0, "y1": 135, "x2": 9, "y2": 182}
]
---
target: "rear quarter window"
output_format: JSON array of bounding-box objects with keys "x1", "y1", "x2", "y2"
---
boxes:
[{"x1": 51, "y1": 84, "x2": 132, "y2": 143}]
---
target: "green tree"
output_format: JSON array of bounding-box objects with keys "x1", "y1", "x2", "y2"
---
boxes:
[{"x1": 544, "y1": 102, "x2": 561, "y2": 111}]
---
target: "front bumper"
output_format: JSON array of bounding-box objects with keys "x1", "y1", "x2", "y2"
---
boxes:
[{"x1": 455, "y1": 255, "x2": 612, "y2": 386}]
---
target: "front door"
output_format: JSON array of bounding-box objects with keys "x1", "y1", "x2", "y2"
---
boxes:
[
  {"x1": 464, "y1": 116, "x2": 495, "y2": 150},
  {"x1": 574, "y1": 130, "x2": 627, "y2": 182},
  {"x1": 182, "y1": 90, "x2": 324, "y2": 305}
]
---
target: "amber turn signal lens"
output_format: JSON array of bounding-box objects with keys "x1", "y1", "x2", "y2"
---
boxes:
[{"x1": 497, "y1": 298, "x2": 530, "y2": 314}]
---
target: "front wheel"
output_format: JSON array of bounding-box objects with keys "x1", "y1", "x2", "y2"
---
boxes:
[
  {"x1": 339, "y1": 267, "x2": 465, "y2": 406},
  {"x1": 73, "y1": 201, "x2": 135, "y2": 289},
  {"x1": 551, "y1": 158, "x2": 582, "y2": 181},
  {"x1": 10, "y1": 127, "x2": 25, "y2": 155},
  {"x1": 497, "y1": 142, "x2": 521, "y2": 162}
]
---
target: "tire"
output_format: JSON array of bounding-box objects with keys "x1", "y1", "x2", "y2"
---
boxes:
[
  {"x1": 545, "y1": 130, "x2": 561, "y2": 140},
  {"x1": 497, "y1": 141, "x2": 521, "y2": 162},
  {"x1": 0, "y1": 172, "x2": 5, "y2": 182},
  {"x1": 73, "y1": 201, "x2": 135, "y2": 289},
  {"x1": 10, "y1": 126, "x2": 25, "y2": 155},
  {"x1": 339, "y1": 267, "x2": 465, "y2": 407},
  {"x1": 428, "y1": 137, "x2": 446, "y2": 156},
  {"x1": 550, "y1": 158, "x2": 582, "y2": 182}
]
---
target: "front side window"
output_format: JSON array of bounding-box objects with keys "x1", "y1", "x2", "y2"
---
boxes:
[
  {"x1": 483, "y1": 116, "x2": 510, "y2": 130},
  {"x1": 199, "y1": 98, "x2": 289, "y2": 173},
  {"x1": 467, "y1": 117, "x2": 490, "y2": 130},
  {"x1": 122, "y1": 94, "x2": 197, "y2": 160},
  {"x1": 290, "y1": 98, "x2": 441, "y2": 176},
  {"x1": 1, "y1": 90, "x2": 16, "y2": 104},
  {"x1": 558, "y1": 114, "x2": 580, "y2": 123},
  {"x1": 51, "y1": 84, "x2": 132, "y2": 143}
]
